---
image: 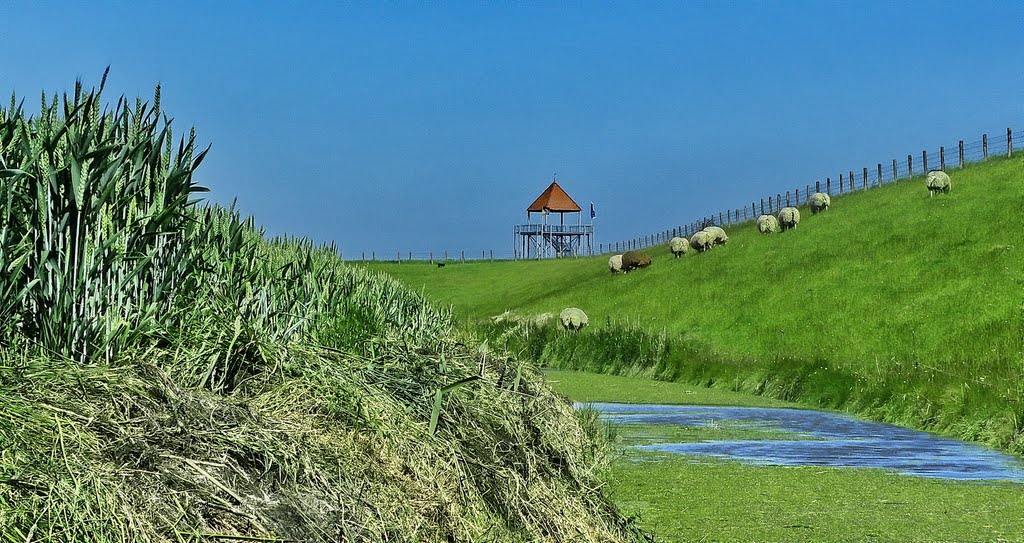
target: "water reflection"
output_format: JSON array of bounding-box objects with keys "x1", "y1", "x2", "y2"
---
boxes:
[{"x1": 589, "y1": 403, "x2": 1024, "y2": 483}]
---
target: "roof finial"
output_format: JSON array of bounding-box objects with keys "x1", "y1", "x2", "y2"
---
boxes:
[{"x1": 553, "y1": 172, "x2": 557, "y2": 182}]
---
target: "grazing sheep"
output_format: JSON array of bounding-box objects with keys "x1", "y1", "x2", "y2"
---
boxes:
[
  {"x1": 621, "y1": 250, "x2": 652, "y2": 272},
  {"x1": 778, "y1": 207, "x2": 801, "y2": 231},
  {"x1": 702, "y1": 226, "x2": 729, "y2": 246},
  {"x1": 668, "y1": 236, "x2": 689, "y2": 257},
  {"x1": 690, "y1": 231, "x2": 714, "y2": 252},
  {"x1": 809, "y1": 192, "x2": 831, "y2": 214},
  {"x1": 757, "y1": 214, "x2": 780, "y2": 234},
  {"x1": 559, "y1": 307, "x2": 589, "y2": 331},
  {"x1": 608, "y1": 254, "x2": 624, "y2": 274},
  {"x1": 926, "y1": 170, "x2": 951, "y2": 196}
]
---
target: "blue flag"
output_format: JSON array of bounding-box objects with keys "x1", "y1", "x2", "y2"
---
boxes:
[{"x1": 590, "y1": 202, "x2": 596, "y2": 219}]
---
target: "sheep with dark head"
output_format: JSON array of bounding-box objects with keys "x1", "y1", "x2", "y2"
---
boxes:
[
  {"x1": 702, "y1": 226, "x2": 729, "y2": 246},
  {"x1": 926, "y1": 170, "x2": 951, "y2": 196},
  {"x1": 668, "y1": 237, "x2": 689, "y2": 257},
  {"x1": 757, "y1": 214, "x2": 779, "y2": 234},
  {"x1": 778, "y1": 207, "x2": 800, "y2": 231},
  {"x1": 690, "y1": 231, "x2": 714, "y2": 252},
  {"x1": 809, "y1": 192, "x2": 830, "y2": 214}
]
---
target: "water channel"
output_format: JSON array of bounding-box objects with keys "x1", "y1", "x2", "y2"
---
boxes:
[{"x1": 590, "y1": 403, "x2": 1024, "y2": 483}]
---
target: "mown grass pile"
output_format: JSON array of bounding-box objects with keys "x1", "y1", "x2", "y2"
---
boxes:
[
  {"x1": 368, "y1": 153, "x2": 1024, "y2": 455},
  {"x1": 0, "y1": 75, "x2": 646, "y2": 542}
]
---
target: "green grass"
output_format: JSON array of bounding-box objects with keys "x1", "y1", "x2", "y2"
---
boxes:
[
  {"x1": 555, "y1": 371, "x2": 1024, "y2": 543},
  {"x1": 546, "y1": 370, "x2": 796, "y2": 408},
  {"x1": 367, "y1": 156, "x2": 1024, "y2": 453},
  {"x1": 0, "y1": 77, "x2": 647, "y2": 543},
  {"x1": 613, "y1": 453, "x2": 1024, "y2": 543}
]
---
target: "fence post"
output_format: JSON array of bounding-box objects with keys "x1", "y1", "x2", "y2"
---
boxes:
[
  {"x1": 362, "y1": 251, "x2": 365, "y2": 261},
  {"x1": 445, "y1": 250, "x2": 448, "y2": 261},
  {"x1": 826, "y1": 177, "x2": 831, "y2": 194},
  {"x1": 815, "y1": 180, "x2": 820, "y2": 193},
  {"x1": 849, "y1": 170, "x2": 854, "y2": 192},
  {"x1": 922, "y1": 150, "x2": 928, "y2": 172},
  {"x1": 983, "y1": 133, "x2": 988, "y2": 158},
  {"x1": 372, "y1": 251, "x2": 375, "y2": 261},
  {"x1": 490, "y1": 249, "x2": 494, "y2": 260},
  {"x1": 752, "y1": 202, "x2": 757, "y2": 217},
  {"x1": 430, "y1": 251, "x2": 433, "y2": 264},
  {"x1": 805, "y1": 184, "x2": 810, "y2": 200},
  {"x1": 892, "y1": 159, "x2": 898, "y2": 182},
  {"x1": 760, "y1": 199, "x2": 765, "y2": 215},
  {"x1": 1008, "y1": 128, "x2": 1013, "y2": 157},
  {"x1": 877, "y1": 163, "x2": 882, "y2": 185},
  {"x1": 907, "y1": 154, "x2": 913, "y2": 176},
  {"x1": 940, "y1": 146, "x2": 945, "y2": 171},
  {"x1": 958, "y1": 140, "x2": 964, "y2": 168},
  {"x1": 795, "y1": 189, "x2": 800, "y2": 205},
  {"x1": 839, "y1": 174, "x2": 844, "y2": 194},
  {"x1": 785, "y1": 191, "x2": 790, "y2": 206},
  {"x1": 862, "y1": 167, "x2": 868, "y2": 190},
  {"x1": 768, "y1": 196, "x2": 773, "y2": 213}
]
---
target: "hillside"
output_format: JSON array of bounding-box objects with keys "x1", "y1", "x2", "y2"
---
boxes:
[
  {"x1": 0, "y1": 80, "x2": 644, "y2": 542},
  {"x1": 368, "y1": 155, "x2": 1024, "y2": 452}
]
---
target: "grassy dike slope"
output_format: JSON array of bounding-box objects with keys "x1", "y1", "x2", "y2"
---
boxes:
[
  {"x1": 0, "y1": 81, "x2": 644, "y2": 542},
  {"x1": 368, "y1": 155, "x2": 1024, "y2": 452}
]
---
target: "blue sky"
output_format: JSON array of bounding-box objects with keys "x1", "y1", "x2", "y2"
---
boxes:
[{"x1": 2, "y1": 2, "x2": 1023, "y2": 257}]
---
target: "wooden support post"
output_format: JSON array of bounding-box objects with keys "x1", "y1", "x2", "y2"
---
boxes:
[
  {"x1": 760, "y1": 199, "x2": 765, "y2": 215},
  {"x1": 719, "y1": 212, "x2": 724, "y2": 226},
  {"x1": 893, "y1": 159, "x2": 898, "y2": 182},
  {"x1": 768, "y1": 196, "x2": 773, "y2": 213},
  {"x1": 361, "y1": 251, "x2": 365, "y2": 261},
  {"x1": 372, "y1": 251, "x2": 375, "y2": 261},
  {"x1": 752, "y1": 202, "x2": 757, "y2": 217},
  {"x1": 839, "y1": 174, "x2": 844, "y2": 194},
  {"x1": 907, "y1": 154, "x2": 913, "y2": 176},
  {"x1": 815, "y1": 180, "x2": 820, "y2": 193},
  {"x1": 430, "y1": 251, "x2": 433, "y2": 263},
  {"x1": 958, "y1": 140, "x2": 964, "y2": 168},
  {"x1": 1008, "y1": 127, "x2": 1013, "y2": 157},
  {"x1": 445, "y1": 250, "x2": 448, "y2": 261},
  {"x1": 922, "y1": 150, "x2": 928, "y2": 172},
  {"x1": 826, "y1": 177, "x2": 831, "y2": 194},
  {"x1": 862, "y1": 167, "x2": 868, "y2": 190},
  {"x1": 490, "y1": 249, "x2": 494, "y2": 260},
  {"x1": 983, "y1": 133, "x2": 988, "y2": 158},
  {"x1": 786, "y1": 191, "x2": 791, "y2": 206},
  {"x1": 461, "y1": 250, "x2": 465, "y2": 262},
  {"x1": 849, "y1": 170, "x2": 854, "y2": 192},
  {"x1": 777, "y1": 193, "x2": 782, "y2": 209},
  {"x1": 940, "y1": 146, "x2": 945, "y2": 171},
  {"x1": 796, "y1": 189, "x2": 800, "y2": 205},
  {"x1": 877, "y1": 163, "x2": 882, "y2": 185}
]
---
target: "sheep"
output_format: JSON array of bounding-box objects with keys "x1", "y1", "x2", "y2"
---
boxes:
[
  {"x1": 702, "y1": 226, "x2": 729, "y2": 246},
  {"x1": 757, "y1": 214, "x2": 780, "y2": 234},
  {"x1": 926, "y1": 170, "x2": 951, "y2": 196},
  {"x1": 559, "y1": 307, "x2": 589, "y2": 332},
  {"x1": 621, "y1": 250, "x2": 652, "y2": 272},
  {"x1": 690, "y1": 231, "x2": 714, "y2": 252},
  {"x1": 668, "y1": 236, "x2": 689, "y2": 257},
  {"x1": 809, "y1": 192, "x2": 831, "y2": 214},
  {"x1": 608, "y1": 254, "x2": 624, "y2": 274},
  {"x1": 778, "y1": 207, "x2": 801, "y2": 231}
]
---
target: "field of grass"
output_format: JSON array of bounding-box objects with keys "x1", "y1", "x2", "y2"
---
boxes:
[
  {"x1": 0, "y1": 78, "x2": 646, "y2": 542},
  {"x1": 552, "y1": 371, "x2": 1024, "y2": 543},
  {"x1": 546, "y1": 370, "x2": 795, "y2": 408},
  {"x1": 368, "y1": 156, "x2": 1024, "y2": 453}
]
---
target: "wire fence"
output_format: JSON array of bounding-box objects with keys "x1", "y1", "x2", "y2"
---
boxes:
[
  {"x1": 595, "y1": 127, "x2": 1023, "y2": 256},
  {"x1": 348, "y1": 128, "x2": 1022, "y2": 263}
]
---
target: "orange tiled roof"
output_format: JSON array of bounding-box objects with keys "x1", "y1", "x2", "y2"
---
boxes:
[{"x1": 527, "y1": 181, "x2": 581, "y2": 213}]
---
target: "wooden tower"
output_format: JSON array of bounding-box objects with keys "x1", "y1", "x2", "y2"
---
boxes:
[{"x1": 514, "y1": 180, "x2": 594, "y2": 259}]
